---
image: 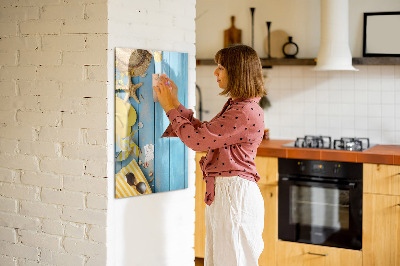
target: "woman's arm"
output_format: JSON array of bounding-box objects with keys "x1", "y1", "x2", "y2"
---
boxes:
[
  {"x1": 154, "y1": 77, "x2": 251, "y2": 152},
  {"x1": 161, "y1": 104, "x2": 203, "y2": 138},
  {"x1": 164, "y1": 107, "x2": 249, "y2": 152}
]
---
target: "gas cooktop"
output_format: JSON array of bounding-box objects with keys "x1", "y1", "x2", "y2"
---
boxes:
[{"x1": 282, "y1": 135, "x2": 375, "y2": 151}]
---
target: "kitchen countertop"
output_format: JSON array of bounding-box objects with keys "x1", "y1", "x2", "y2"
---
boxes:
[{"x1": 257, "y1": 139, "x2": 400, "y2": 165}]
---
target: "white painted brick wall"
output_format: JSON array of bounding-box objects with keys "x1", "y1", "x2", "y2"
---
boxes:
[
  {"x1": 87, "y1": 225, "x2": 106, "y2": 243},
  {"x1": 0, "y1": 227, "x2": 17, "y2": 243},
  {"x1": 42, "y1": 219, "x2": 64, "y2": 236},
  {"x1": 0, "y1": 0, "x2": 108, "y2": 264},
  {"x1": 0, "y1": 213, "x2": 41, "y2": 231},
  {"x1": 20, "y1": 171, "x2": 62, "y2": 189},
  {"x1": 40, "y1": 249, "x2": 85, "y2": 266},
  {"x1": 64, "y1": 176, "x2": 107, "y2": 195},
  {"x1": 86, "y1": 193, "x2": 107, "y2": 210},
  {"x1": 0, "y1": 197, "x2": 18, "y2": 213},
  {"x1": 62, "y1": 207, "x2": 106, "y2": 226},
  {"x1": 0, "y1": 183, "x2": 39, "y2": 201},
  {"x1": 20, "y1": 201, "x2": 62, "y2": 220},
  {"x1": 64, "y1": 222, "x2": 85, "y2": 239},
  {"x1": 2, "y1": 0, "x2": 197, "y2": 264},
  {"x1": 0, "y1": 255, "x2": 16, "y2": 266},
  {"x1": 63, "y1": 237, "x2": 106, "y2": 257},
  {"x1": 19, "y1": 230, "x2": 62, "y2": 251},
  {"x1": 42, "y1": 188, "x2": 85, "y2": 208},
  {"x1": 0, "y1": 241, "x2": 39, "y2": 261},
  {"x1": 84, "y1": 160, "x2": 107, "y2": 177},
  {"x1": 0, "y1": 168, "x2": 16, "y2": 183}
]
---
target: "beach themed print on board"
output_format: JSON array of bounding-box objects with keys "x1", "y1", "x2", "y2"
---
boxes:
[{"x1": 115, "y1": 47, "x2": 189, "y2": 198}]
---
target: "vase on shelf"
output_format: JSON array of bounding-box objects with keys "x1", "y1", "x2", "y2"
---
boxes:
[{"x1": 282, "y1": 36, "x2": 299, "y2": 58}]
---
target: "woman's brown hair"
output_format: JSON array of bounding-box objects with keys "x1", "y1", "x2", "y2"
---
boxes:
[{"x1": 214, "y1": 44, "x2": 266, "y2": 99}]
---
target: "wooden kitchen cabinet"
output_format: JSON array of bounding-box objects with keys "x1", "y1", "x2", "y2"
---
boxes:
[
  {"x1": 363, "y1": 163, "x2": 400, "y2": 266},
  {"x1": 363, "y1": 193, "x2": 400, "y2": 266},
  {"x1": 258, "y1": 184, "x2": 278, "y2": 266},
  {"x1": 276, "y1": 241, "x2": 362, "y2": 266},
  {"x1": 256, "y1": 156, "x2": 278, "y2": 266},
  {"x1": 195, "y1": 152, "x2": 207, "y2": 258},
  {"x1": 255, "y1": 156, "x2": 278, "y2": 186},
  {"x1": 364, "y1": 163, "x2": 400, "y2": 196}
]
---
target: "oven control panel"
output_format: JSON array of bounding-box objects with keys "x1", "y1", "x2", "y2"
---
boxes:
[{"x1": 280, "y1": 158, "x2": 362, "y2": 180}]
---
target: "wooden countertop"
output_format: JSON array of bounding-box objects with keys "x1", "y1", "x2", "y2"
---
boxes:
[{"x1": 257, "y1": 139, "x2": 400, "y2": 165}]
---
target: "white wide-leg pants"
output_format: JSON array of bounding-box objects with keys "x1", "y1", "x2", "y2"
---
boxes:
[{"x1": 205, "y1": 176, "x2": 265, "y2": 266}]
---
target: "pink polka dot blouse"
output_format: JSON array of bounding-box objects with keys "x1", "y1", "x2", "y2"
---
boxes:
[{"x1": 162, "y1": 97, "x2": 265, "y2": 205}]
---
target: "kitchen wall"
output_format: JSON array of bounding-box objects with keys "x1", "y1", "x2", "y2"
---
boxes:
[
  {"x1": 0, "y1": 0, "x2": 108, "y2": 265},
  {"x1": 197, "y1": 65, "x2": 400, "y2": 144},
  {"x1": 107, "y1": 1, "x2": 197, "y2": 266},
  {"x1": 196, "y1": 0, "x2": 400, "y2": 144}
]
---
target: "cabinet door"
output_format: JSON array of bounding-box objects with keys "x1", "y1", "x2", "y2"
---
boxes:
[
  {"x1": 277, "y1": 241, "x2": 362, "y2": 266},
  {"x1": 195, "y1": 152, "x2": 207, "y2": 258},
  {"x1": 255, "y1": 156, "x2": 278, "y2": 186},
  {"x1": 364, "y1": 164, "x2": 400, "y2": 196},
  {"x1": 259, "y1": 185, "x2": 278, "y2": 266},
  {"x1": 363, "y1": 193, "x2": 400, "y2": 266}
]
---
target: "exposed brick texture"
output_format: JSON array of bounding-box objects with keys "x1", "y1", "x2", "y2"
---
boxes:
[{"x1": 0, "y1": 0, "x2": 108, "y2": 264}]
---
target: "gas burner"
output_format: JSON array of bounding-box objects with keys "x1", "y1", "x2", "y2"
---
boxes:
[
  {"x1": 333, "y1": 137, "x2": 370, "y2": 151},
  {"x1": 295, "y1": 135, "x2": 332, "y2": 149},
  {"x1": 283, "y1": 136, "x2": 372, "y2": 151}
]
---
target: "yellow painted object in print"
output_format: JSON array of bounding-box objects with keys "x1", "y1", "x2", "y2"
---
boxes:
[
  {"x1": 116, "y1": 129, "x2": 140, "y2": 161},
  {"x1": 115, "y1": 97, "x2": 137, "y2": 142},
  {"x1": 115, "y1": 159, "x2": 152, "y2": 198}
]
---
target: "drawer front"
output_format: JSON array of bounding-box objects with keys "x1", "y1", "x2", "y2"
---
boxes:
[
  {"x1": 364, "y1": 164, "x2": 400, "y2": 196},
  {"x1": 277, "y1": 241, "x2": 362, "y2": 266}
]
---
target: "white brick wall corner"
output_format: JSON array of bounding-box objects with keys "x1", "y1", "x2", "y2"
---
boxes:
[
  {"x1": 0, "y1": 0, "x2": 108, "y2": 264},
  {"x1": 1, "y1": 0, "x2": 198, "y2": 264}
]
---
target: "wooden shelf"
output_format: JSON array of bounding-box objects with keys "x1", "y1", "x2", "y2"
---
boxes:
[
  {"x1": 196, "y1": 57, "x2": 400, "y2": 67},
  {"x1": 352, "y1": 57, "x2": 400, "y2": 65},
  {"x1": 260, "y1": 58, "x2": 316, "y2": 67}
]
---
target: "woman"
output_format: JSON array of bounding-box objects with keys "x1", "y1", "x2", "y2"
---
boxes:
[{"x1": 154, "y1": 44, "x2": 266, "y2": 266}]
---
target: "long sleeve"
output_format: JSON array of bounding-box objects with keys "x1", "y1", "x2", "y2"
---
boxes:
[
  {"x1": 162, "y1": 97, "x2": 264, "y2": 206},
  {"x1": 165, "y1": 105, "x2": 249, "y2": 152},
  {"x1": 161, "y1": 104, "x2": 202, "y2": 138}
]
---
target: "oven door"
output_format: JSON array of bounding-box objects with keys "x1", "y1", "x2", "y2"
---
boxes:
[{"x1": 278, "y1": 176, "x2": 362, "y2": 250}]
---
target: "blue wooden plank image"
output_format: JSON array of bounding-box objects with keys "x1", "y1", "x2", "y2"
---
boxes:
[{"x1": 114, "y1": 48, "x2": 188, "y2": 198}]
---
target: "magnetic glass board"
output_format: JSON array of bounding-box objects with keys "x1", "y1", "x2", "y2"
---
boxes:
[{"x1": 114, "y1": 48, "x2": 188, "y2": 198}]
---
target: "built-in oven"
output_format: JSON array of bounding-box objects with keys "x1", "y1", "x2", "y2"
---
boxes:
[{"x1": 278, "y1": 158, "x2": 363, "y2": 250}]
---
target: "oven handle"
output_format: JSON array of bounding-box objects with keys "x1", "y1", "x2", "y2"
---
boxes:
[{"x1": 280, "y1": 177, "x2": 357, "y2": 189}]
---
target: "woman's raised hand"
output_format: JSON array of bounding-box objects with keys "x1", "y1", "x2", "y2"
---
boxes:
[
  {"x1": 153, "y1": 77, "x2": 175, "y2": 113},
  {"x1": 161, "y1": 76, "x2": 180, "y2": 108}
]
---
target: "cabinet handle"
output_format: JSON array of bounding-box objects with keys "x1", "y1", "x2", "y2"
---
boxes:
[{"x1": 307, "y1": 252, "x2": 328, "y2": 256}]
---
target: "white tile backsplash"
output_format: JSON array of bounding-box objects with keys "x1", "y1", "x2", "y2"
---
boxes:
[
  {"x1": 382, "y1": 105, "x2": 395, "y2": 118},
  {"x1": 196, "y1": 65, "x2": 400, "y2": 144},
  {"x1": 382, "y1": 90, "x2": 395, "y2": 104},
  {"x1": 368, "y1": 104, "x2": 382, "y2": 118},
  {"x1": 367, "y1": 91, "x2": 381, "y2": 105}
]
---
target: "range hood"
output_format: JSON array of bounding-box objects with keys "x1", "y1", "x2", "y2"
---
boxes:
[{"x1": 314, "y1": 0, "x2": 358, "y2": 71}]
